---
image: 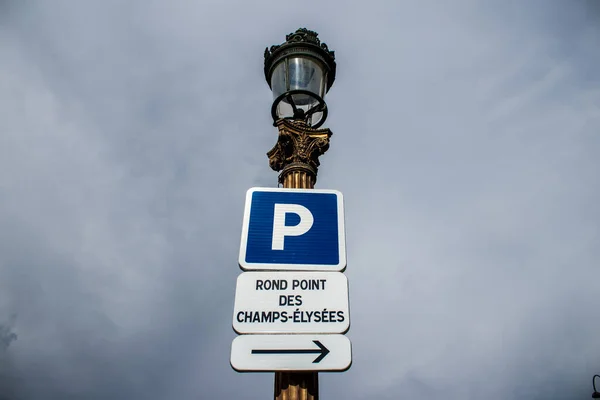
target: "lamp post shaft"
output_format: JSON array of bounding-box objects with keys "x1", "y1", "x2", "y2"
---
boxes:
[
  {"x1": 268, "y1": 119, "x2": 332, "y2": 400},
  {"x1": 272, "y1": 147, "x2": 318, "y2": 400},
  {"x1": 274, "y1": 368, "x2": 319, "y2": 399}
]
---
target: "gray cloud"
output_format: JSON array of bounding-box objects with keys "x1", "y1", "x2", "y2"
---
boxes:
[
  {"x1": 0, "y1": 0, "x2": 599, "y2": 399},
  {"x1": 0, "y1": 315, "x2": 17, "y2": 351}
]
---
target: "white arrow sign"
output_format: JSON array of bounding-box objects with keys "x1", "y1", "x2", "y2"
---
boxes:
[
  {"x1": 230, "y1": 334, "x2": 352, "y2": 372},
  {"x1": 233, "y1": 271, "x2": 349, "y2": 334}
]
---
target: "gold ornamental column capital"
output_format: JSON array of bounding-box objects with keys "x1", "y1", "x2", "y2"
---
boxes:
[{"x1": 266, "y1": 119, "x2": 332, "y2": 188}]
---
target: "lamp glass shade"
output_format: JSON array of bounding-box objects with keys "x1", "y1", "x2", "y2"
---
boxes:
[{"x1": 271, "y1": 56, "x2": 327, "y2": 107}]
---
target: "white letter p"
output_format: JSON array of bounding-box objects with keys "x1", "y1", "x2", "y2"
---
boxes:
[{"x1": 271, "y1": 203, "x2": 314, "y2": 251}]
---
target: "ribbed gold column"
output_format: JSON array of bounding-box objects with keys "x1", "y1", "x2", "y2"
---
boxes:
[
  {"x1": 275, "y1": 163, "x2": 317, "y2": 400},
  {"x1": 274, "y1": 141, "x2": 319, "y2": 400},
  {"x1": 281, "y1": 169, "x2": 314, "y2": 189},
  {"x1": 268, "y1": 119, "x2": 331, "y2": 400},
  {"x1": 275, "y1": 371, "x2": 318, "y2": 400}
]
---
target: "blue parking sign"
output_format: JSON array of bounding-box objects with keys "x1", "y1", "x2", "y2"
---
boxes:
[{"x1": 239, "y1": 187, "x2": 346, "y2": 271}]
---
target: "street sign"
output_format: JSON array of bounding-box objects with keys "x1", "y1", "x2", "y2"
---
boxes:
[
  {"x1": 230, "y1": 334, "x2": 352, "y2": 372},
  {"x1": 233, "y1": 271, "x2": 349, "y2": 334},
  {"x1": 239, "y1": 187, "x2": 346, "y2": 271}
]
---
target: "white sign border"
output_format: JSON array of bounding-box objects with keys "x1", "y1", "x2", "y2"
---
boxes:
[
  {"x1": 230, "y1": 334, "x2": 353, "y2": 373},
  {"x1": 238, "y1": 187, "x2": 347, "y2": 271},
  {"x1": 232, "y1": 271, "x2": 350, "y2": 334}
]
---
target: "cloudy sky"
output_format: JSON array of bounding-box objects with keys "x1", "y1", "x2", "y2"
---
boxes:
[{"x1": 1, "y1": 0, "x2": 599, "y2": 399}]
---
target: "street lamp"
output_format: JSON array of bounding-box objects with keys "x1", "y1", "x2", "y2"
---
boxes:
[
  {"x1": 593, "y1": 375, "x2": 600, "y2": 398},
  {"x1": 264, "y1": 28, "x2": 338, "y2": 400},
  {"x1": 264, "y1": 28, "x2": 336, "y2": 129}
]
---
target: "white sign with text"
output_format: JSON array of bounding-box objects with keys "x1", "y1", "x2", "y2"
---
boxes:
[{"x1": 232, "y1": 271, "x2": 349, "y2": 334}]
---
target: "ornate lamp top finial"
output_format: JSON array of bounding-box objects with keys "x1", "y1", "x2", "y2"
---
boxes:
[{"x1": 265, "y1": 28, "x2": 335, "y2": 63}]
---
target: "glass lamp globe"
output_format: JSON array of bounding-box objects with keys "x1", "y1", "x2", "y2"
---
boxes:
[{"x1": 264, "y1": 28, "x2": 336, "y2": 128}]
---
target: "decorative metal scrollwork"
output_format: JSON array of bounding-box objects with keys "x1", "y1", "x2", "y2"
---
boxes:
[{"x1": 267, "y1": 120, "x2": 332, "y2": 182}]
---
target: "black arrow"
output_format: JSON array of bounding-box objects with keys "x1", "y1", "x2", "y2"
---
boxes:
[{"x1": 251, "y1": 340, "x2": 330, "y2": 363}]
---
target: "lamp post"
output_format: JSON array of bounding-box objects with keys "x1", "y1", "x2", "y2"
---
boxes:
[
  {"x1": 264, "y1": 28, "x2": 337, "y2": 399},
  {"x1": 593, "y1": 375, "x2": 600, "y2": 398}
]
